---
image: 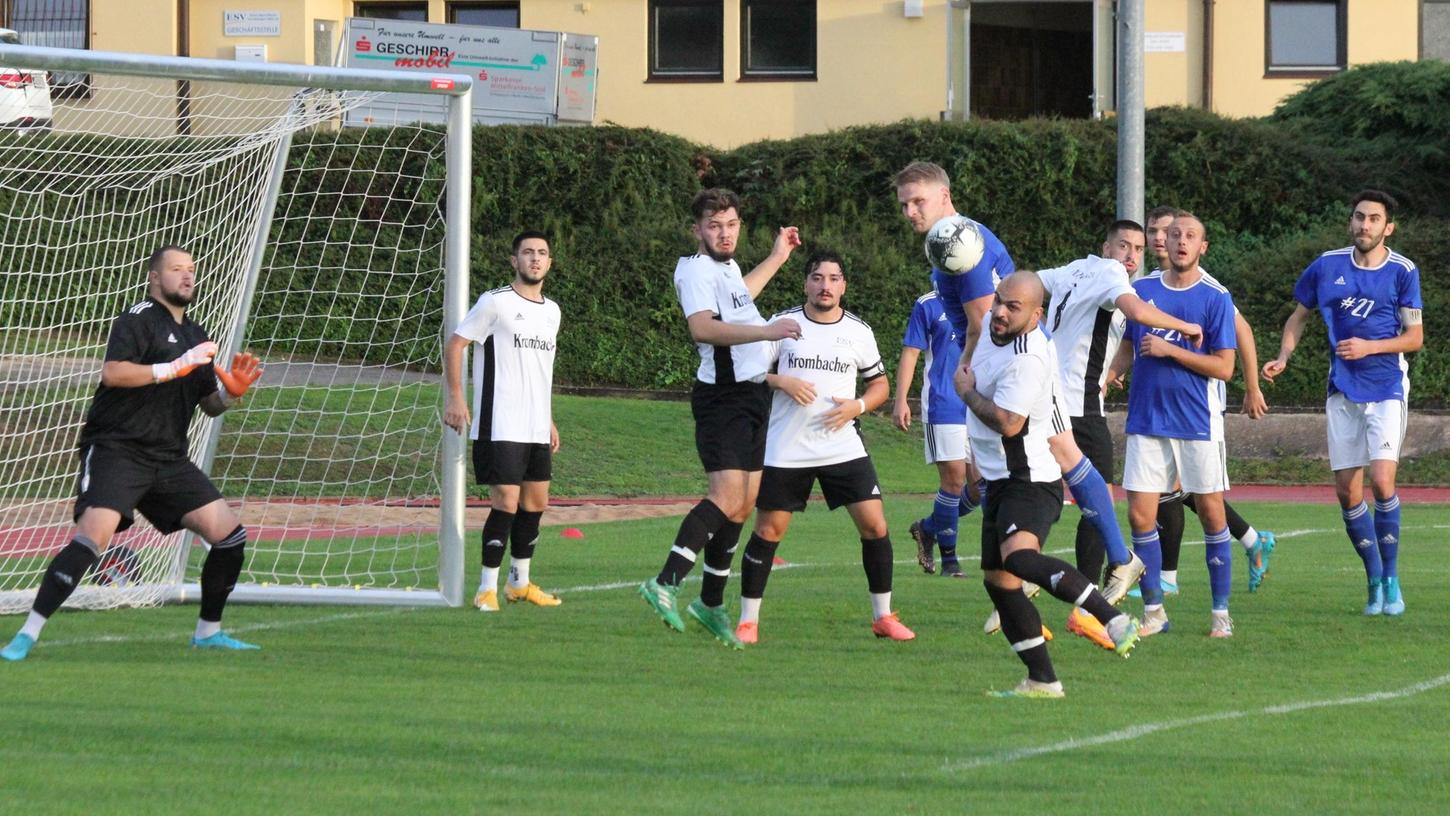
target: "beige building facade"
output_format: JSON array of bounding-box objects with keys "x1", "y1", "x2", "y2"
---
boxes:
[{"x1": 1, "y1": 1, "x2": 1435, "y2": 146}]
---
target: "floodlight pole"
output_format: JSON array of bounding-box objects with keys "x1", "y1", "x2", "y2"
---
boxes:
[{"x1": 1117, "y1": 0, "x2": 1145, "y2": 222}]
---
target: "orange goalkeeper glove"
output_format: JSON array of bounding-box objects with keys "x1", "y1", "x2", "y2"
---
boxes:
[{"x1": 215, "y1": 352, "x2": 264, "y2": 404}]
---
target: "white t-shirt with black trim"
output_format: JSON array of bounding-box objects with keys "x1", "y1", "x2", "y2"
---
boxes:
[
  {"x1": 1039, "y1": 255, "x2": 1135, "y2": 418},
  {"x1": 454, "y1": 285, "x2": 560, "y2": 444},
  {"x1": 673, "y1": 253, "x2": 770, "y2": 384},
  {"x1": 967, "y1": 321, "x2": 1066, "y2": 482},
  {"x1": 764, "y1": 307, "x2": 886, "y2": 468}
]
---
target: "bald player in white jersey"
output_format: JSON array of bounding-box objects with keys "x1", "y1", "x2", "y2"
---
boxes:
[
  {"x1": 1036, "y1": 219, "x2": 1202, "y2": 649},
  {"x1": 734, "y1": 251, "x2": 915, "y2": 643},
  {"x1": 958, "y1": 271, "x2": 1141, "y2": 698}
]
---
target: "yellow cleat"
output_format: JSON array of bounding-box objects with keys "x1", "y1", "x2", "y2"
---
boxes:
[
  {"x1": 505, "y1": 582, "x2": 562, "y2": 607},
  {"x1": 1066, "y1": 607, "x2": 1116, "y2": 651},
  {"x1": 473, "y1": 589, "x2": 499, "y2": 612}
]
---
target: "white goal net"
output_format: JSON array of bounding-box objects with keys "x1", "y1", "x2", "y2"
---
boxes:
[{"x1": 0, "y1": 47, "x2": 471, "y2": 613}]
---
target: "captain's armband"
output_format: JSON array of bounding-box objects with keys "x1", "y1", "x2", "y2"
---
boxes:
[{"x1": 1400, "y1": 307, "x2": 1422, "y2": 327}]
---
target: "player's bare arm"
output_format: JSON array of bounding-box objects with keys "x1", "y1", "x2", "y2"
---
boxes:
[
  {"x1": 958, "y1": 293, "x2": 993, "y2": 363},
  {"x1": 1116, "y1": 293, "x2": 1203, "y2": 347},
  {"x1": 1139, "y1": 334, "x2": 1236, "y2": 381},
  {"x1": 550, "y1": 421, "x2": 560, "y2": 453},
  {"x1": 1336, "y1": 321, "x2": 1423, "y2": 360},
  {"x1": 442, "y1": 332, "x2": 472, "y2": 433},
  {"x1": 956, "y1": 366, "x2": 1026, "y2": 436},
  {"x1": 767, "y1": 373, "x2": 817, "y2": 406},
  {"x1": 822, "y1": 375, "x2": 888, "y2": 432},
  {"x1": 1262, "y1": 303, "x2": 1313, "y2": 382},
  {"x1": 741, "y1": 226, "x2": 802, "y2": 299},
  {"x1": 893, "y1": 346, "x2": 920, "y2": 430},
  {"x1": 1104, "y1": 337, "x2": 1135, "y2": 394},
  {"x1": 1233, "y1": 311, "x2": 1268, "y2": 417},
  {"x1": 686, "y1": 310, "x2": 801, "y2": 345}
]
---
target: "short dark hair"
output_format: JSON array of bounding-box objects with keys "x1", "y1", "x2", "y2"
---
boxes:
[
  {"x1": 147, "y1": 245, "x2": 190, "y2": 273},
  {"x1": 690, "y1": 188, "x2": 742, "y2": 221},
  {"x1": 1351, "y1": 189, "x2": 1397, "y2": 221},
  {"x1": 1107, "y1": 219, "x2": 1145, "y2": 240},
  {"x1": 804, "y1": 249, "x2": 847, "y2": 280},
  {"x1": 511, "y1": 230, "x2": 549, "y2": 253},
  {"x1": 1145, "y1": 205, "x2": 1181, "y2": 225}
]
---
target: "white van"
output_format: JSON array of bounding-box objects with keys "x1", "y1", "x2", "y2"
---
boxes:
[{"x1": 0, "y1": 28, "x2": 53, "y2": 134}]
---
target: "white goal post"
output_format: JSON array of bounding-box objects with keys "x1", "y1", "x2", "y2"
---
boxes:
[{"x1": 0, "y1": 43, "x2": 471, "y2": 611}]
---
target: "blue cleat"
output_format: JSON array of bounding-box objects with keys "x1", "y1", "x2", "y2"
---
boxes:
[
  {"x1": 1247, "y1": 530, "x2": 1275, "y2": 592},
  {"x1": 191, "y1": 632, "x2": 261, "y2": 651},
  {"x1": 1383, "y1": 577, "x2": 1405, "y2": 616},
  {"x1": 1128, "y1": 577, "x2": 1177, "y2": 599},
  {"x1": 1363, "y1": 580, "x2": 1385, "y2": 616},
  {"x1": 1, "y1": 633, "x2": 35, "y2": 662}
]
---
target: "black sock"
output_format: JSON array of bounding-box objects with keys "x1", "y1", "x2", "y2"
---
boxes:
[
  {"x1": 657, "y1": 499, "x2": 728, "y2": 587},
  {"x1": 699, "y1": 520, "x2": 743, "y2": 607},
  {"x1": 861, "y1": 535, "x2": 893, "y2": 594},
  {"x1": 509, "y1": 510, "x2": 543, "y2": 561},
  {"x1": 481, "y1": 509, "x2": 514, "y2": 569},
  {"x1": 1157, "y1": 491, "x2": 1186, "y2": 572},
  {"x1": 984, "y1": 581, "x2": 1056, "y2": 684},
  {"x1": 1074, "y1": 516, "x2": 1106, "y2": 585},
  {"x1": 200, "y1": 526, "x2": 247, "y2": 623},
  {"x1": 1002, "y1": 549, "x2": 1120, "y2": 626},
  {"x1": 738, "y1": 533, "x2": 779, "y2": 599},
  {"x1": 32, "y1": 538, "x2": 100, "y2": 618}
]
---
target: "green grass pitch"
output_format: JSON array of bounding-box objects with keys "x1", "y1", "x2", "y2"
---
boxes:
[{"x1": 4, "y1": 500, "x2": 1449, "y2": 813}]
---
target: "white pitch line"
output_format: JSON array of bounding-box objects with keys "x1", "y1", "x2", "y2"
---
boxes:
[
  {"x1": 946, "y1": 670, "x2": 1450, "y2": 771},
  {"x1": 37, "y1": 608, "x2": 408, "y2": 650}
]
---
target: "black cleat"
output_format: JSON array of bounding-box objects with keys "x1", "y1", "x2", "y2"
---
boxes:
[{"x1": 909, "y1": 519, "x2": 936, "y2": 574}]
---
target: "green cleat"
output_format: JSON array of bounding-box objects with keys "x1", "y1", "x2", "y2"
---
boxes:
[
  {"x1": 686, "y1": 598, "x2": 744, "y2": 650},
  {"x1": 639, "y1": 578, "x2": 685, "y2": 632},
  {"x1": 987, "y1": 678, "x2": 1064, "y2": 699},
  {"x1": 1106, "y1": 614, "x2": 1142, "y2": 658},
  {"x1": 1247, "y1": 530, "x2": 1275, "y2": 592}
]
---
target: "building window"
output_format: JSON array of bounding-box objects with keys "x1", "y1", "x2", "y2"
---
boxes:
[
  {"x1": 354, "y1": 2, "x2": 430, "y2": 22},
  {"x1": 1265, "y1": 0, "x2": 1346, "y2": 75},
  {"x1": 648, "y1": 0, "x2": 722, "y2": 81},
  {"x1": 449, "y1": 2, "x2": 520, "y2": 28},
  {"x1": 741, "y1": 0, "x2": 815, "y2": 80},
  {"x1": 7, "y1": 0, "x2": 89, "y2": 98}
]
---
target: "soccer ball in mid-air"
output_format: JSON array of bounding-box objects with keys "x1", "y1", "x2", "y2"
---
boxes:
[{"x1": 924, "y1": 214, "x2": 986, "y2": 274}]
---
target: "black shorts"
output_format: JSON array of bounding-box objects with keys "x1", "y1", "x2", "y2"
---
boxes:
[
  {"x1": 73, "y1": 444, "x2": 222, "y2": 535},
  {"x1": 979, "y1": 478, "x2": 1063, "y2": 571},
  {"x1": 473, "y1": 440, "x2": 552, "y2": 486},
  {"x1": 756, "y1": 457, "x2": 883, "y2": 513},
  {"x1": 1072, "y1": 414, "x2": 1114, "y2": 483},
  {"x1": 691, "y1": 380, "x2": 771, "y2": 473}
]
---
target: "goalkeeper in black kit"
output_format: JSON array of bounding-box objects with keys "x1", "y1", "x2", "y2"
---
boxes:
[{"x1": 2, "y1": 246, "x2": 265, "y2": 662}]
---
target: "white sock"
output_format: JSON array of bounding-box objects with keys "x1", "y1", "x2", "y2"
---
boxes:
[
  {"x1": 479, "y1": 566, "x2": 500, "y2": 594},
  {"x1": 1162, "y1": 569, "x2": 1178, "y2": 586},
  {"x1": 1239, "y1": 527, "x2": 1258, "y2": 550},
  {"x1": 1213, "y1": 608, "x2": 1231, "y2": 618},
  {"x1": 870, "y1": 591, "x2": 892, "y2": 620},
  {"x1": 1145, "y1": 602, "x2": 1164, "y2": 613},
  {"x1": 19, "y1": 610, "x2": 46, "y2": 640},
  {"x1": 740, "y1": 596, "x2": 761, "y2": 624},
  {"x1": 194, "y1": 619, "x2": 221, "y2": 640},
  {"x1": 508, "y1": 558, "x2": 531, "y2": 589}
]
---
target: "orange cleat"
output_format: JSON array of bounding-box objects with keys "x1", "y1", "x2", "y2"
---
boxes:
[
  {"x1": 1066, "y1": 608, "x2": 1116, "y2": 651},
  {"x1": 735, "y1": 621, "x2": 759, "y2": 645},
  {"x1": 871, "y1": 612, "x2": 917, "y2": 641}
]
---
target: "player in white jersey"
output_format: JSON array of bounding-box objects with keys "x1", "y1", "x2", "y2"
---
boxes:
[
  {"x1": 1107, "y1": 213, "x2": 1240, "y2": 638},
  {"x1": 958, "y1": 271, "x2": 1140, "y2": 698},
  {"x1": 1037, "y1": 219, "x2": 1203, "y2": 649},
  {"x1": 638, "y1": 188, "x2": 803, "y2": 648},
  {"x1": 1263, "y1": 190, "x2": 1423, "y2": 615},
  {"x1": 733, "y1": 251, "x2": 915, "y2": 643},
  {"x1": 1138, "y1": 206, "x2": 1277, "y2": 595},
  {"x1": 444, "y1": 231, "x2": 564, "y2": 612}
]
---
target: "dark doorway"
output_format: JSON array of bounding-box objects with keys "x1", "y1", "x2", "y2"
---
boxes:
[{"x1": 971, "y1": 2, "x2": 1094, "y2": 119}]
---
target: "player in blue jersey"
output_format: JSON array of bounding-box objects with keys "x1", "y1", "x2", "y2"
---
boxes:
[
  {"x1": 893, "y1": 291, "x2": 971, "y2": 576},
  {"x1": 1110, "y1": 213, "x2": 1239, "y2": 638},
  {"x1": 893, "y1": 162, "x2": 1144, "y2": 620},
  {"x1": 1263, "y1": 190, "x2": 1423, "y2": 616}
]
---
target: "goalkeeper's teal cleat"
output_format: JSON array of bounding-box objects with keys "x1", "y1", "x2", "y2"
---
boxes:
[
  {"x1": 1363, "y1": 580, "x2": 1385, "y2": 616},
  {"x1": 1383, "y1": 577, "x2": 1405, "y2": 616},
  {"x1": 686, "y1": 598, "x2": 744, "y2": 650},
  {"x1": 1247, "y1": 530, "x2": 1275, "y2": 592},
  {"x1": 639, "y1": 578, "x2": 685, "y2": 632},
  {"x1": 1, "y1": 633, "x2": 35, "y2": 662},
  {"x1": 191, "y1": 632, "x2": 260, "y2": 651}
]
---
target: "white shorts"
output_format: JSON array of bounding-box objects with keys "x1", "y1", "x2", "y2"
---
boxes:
[
  {"x1": 1122, "y1": 433, "x2": 1229, "y2": 495},
  {"x1": 923, "y1": 423, "x2": 968, "y2": 464},
  {"x1": 1327, "y1": 393, "x2": 1407, "y2": 470}
]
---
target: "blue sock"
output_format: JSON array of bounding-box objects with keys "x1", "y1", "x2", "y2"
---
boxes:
[
  {"x1": 1374, "y1": 495, "x2": 1401, "y2": 579},
  {"x1": 1063, "y1": 458, "x2": 1129, "y2": 565},
  {"x1": 1343, "y1": 502, "x2": 1382, "y2": 581},
  {"x1": 924, "y1": 489, "x2": 960, "y2": 566},
  {"x1": 1131, "y1": 529, "x2": 1163, "y2": 605},
  {"x1": 958, "y1": 478, "x2": 984, "y2": 518},
  {"x1": 1205, "y1": 527, "x2": 1233, "y2": 610}
]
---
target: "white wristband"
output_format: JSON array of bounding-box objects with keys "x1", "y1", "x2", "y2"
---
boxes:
[{"x1": 856, "y1": 398, "x2": 867, "y2": 415}]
